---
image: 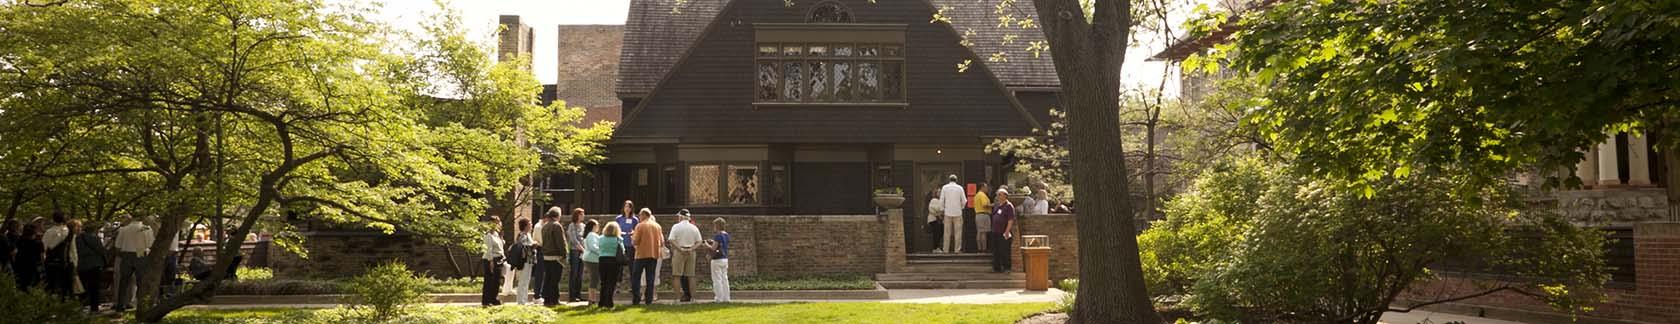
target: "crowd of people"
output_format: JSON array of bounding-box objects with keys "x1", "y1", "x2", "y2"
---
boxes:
[
  {"x1": 481, "y1": 201, "x2": 732, "y2": 308},
  {"x1": 0, "y1": 212, "x2": 203, "y2": 314},
  {"x1": 926, "y1": 175, "x2": 1027, "y2": 272}
]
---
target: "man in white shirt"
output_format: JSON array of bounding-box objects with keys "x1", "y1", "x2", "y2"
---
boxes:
[
  {"x1": 940, "y1": 175, "x2": 968, "y2": 254},
  {"x1": 113, "y1": 216, "x2": 155, "y2": 311},
  {"x1": 667, "y1": 210, "x2": 703, "y2": 302}
]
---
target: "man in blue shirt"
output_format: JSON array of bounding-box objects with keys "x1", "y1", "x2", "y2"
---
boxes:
[{"x1": 706, "y1": 217, "x2": 732, "y2": 303}]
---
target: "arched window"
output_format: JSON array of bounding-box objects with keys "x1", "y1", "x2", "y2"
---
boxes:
[{"x1": 807, "y1": 1, "x2": 853, "y2": 23}]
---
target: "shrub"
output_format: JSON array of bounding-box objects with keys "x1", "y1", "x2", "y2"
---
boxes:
[
  {"x1": 0, "y1": 275, "x2": 95, "y2": 324},
  {"x1": 1053, "y1": 279, "x2": 1078, "y2": 313},
  {"x1": 344, "y1": 262, "x2": 431, "y2": 321},
  {"x1": 1148, "y1": 158, "x2": 1607, "y2": 324},
  {"x1": 236, "y1": 267, "x2": 275, "y2": 282}
]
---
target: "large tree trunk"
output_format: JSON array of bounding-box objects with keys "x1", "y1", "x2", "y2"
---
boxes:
[
  {"x1": 1032, "y1": 0, "x2": 1163, "y2": 323},
  {"x1": 1665, "y1": 143, "x2": 1680, "y2": 222}
]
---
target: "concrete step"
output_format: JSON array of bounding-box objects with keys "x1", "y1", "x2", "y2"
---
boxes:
[
  {"x1": 907, "y1": 258, "x2": 990, "y2": 265},
  {"x1": 876, "y1": 279, "x2": 1025, "y2": 289},
  {"x1": 900, "y1": 264, "x2": 993, "y2": 273},
  {"x1": 875, "y1": 272, "x2": 1024, "y2": 282},
  {"x1": 907, "y1": 253, "x2": 991, "y2": 259}
]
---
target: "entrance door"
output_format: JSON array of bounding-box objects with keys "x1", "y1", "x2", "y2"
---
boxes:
[{"x1": 912, "y1": 163, "x2": 961, "y2": 253}]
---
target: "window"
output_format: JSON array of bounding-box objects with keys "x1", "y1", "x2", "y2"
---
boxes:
[
  {"x1": 688, "y1": 165, "x2": 719, "y2": 205},
  {"x1": 684, "y1": 162, "x2": 784, "y2": 206},
  {"x1": 755, "y1": 42, "x2": 905, "y2": 104},
  {"x1": 807, "y1": 1, "x2": 853, "y2": 23},
  {"x1": 728, "y1": 165, "x2": 760, "y2": 204},
  {"x1": 663, "y1": 166, "x2": 681, "y2": 206}
]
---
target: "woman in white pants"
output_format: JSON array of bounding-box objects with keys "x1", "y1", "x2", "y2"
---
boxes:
[
  {"x1": 706, "y1": 218, "x2": 732, "y2": 302},
  {"x1": 513, "y1": 218, "x2": 537, "y2": 305}
]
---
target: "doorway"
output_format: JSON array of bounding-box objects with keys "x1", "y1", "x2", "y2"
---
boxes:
[{"x1": 912, "y1": 163, "x2": 961, "y2": 253}]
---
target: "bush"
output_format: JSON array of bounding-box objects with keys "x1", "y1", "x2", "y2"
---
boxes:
[
  {"x1": 162, "y1": 306, "x2": 560, "y2": 324},
  {"x1": 1053, "y1": 279, "x2": 1078, "y2": 313},
  {"x1": 0, "y1": 275, "x2": 95, "y2": 323},
  {"x1": 236, "y1": 267, "x2": 275, "y2": 282},
  {"x1": 345, "y1": 262, "x2": 431, "y2": 321},
  {"x1": 1147, "y1": 158, "x2": 1607, "y2": 324},
  {"x1": 217, "y1": 279, "x2": 345, "y2": 295}
]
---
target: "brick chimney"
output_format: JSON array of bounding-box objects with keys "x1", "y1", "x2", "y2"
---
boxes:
[{"x1": 497, "y1": 15, "x2": 534, "y2": 69}]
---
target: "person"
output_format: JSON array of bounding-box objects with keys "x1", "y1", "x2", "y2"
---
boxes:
[
  {"x1": 580, "y1": 219, "x2": 601, "y2": 305},
  {"x1": 112, "y1": 216, "x2": 153, "y2": 312},
  {"x1": 529, "y1": 214, "x2": 547, "y2": 302},
  {"x1": 480, "y1": 216, "x2": 506, "y2": 306},
  {"x1": 939, "y1": 175, "x2": 967, "y2": 254},
  {"x1": 666, "y1": 209, "x2": 702, "y2": 302},
  {"x1": 926, "y1": 190, "x2": 944, "y2": 253},
  {"x1": 42, "y1": 212, "x2": 75, "y2": 298},
  {"x1": 1, "y1": 219, "x2": 18, "y2": 274},
  {"x1": 705, "y1": 218, "x2": 731, "y2": 303},
  {"x1": 540, "y1": 208, "x2": 569, "y2": 306},
  {"x1": 1020, "y1": 188, "x2": 1038, "y2": 215},
  {"x1": 612, "y1": 200, "x2": 639, "y2": 295},
  {"x1": 76, "y1": 220, "x2": 108, "y2": 312},
  {"x1": 1031, "y1": 189, "x2": 1051, "y2": 215},
  {"x1": 14, "y1": 222, "x2": 43, "y2": 291},
  {"x1": 595, "y1": 222, "x2": 625, "y2": 309},
  {"x1": 511, "y1": 218, "x2": 537, "y2": 305},
  {"x1": 972, "y1": 182, "x2": 993, "y2": 253},
  {"x1": 565, "y1": 208, "x2": 586, "y2": 303},
  {"x1": 629, "y1": 208, "x2": 663, "y2": 305},
  {"x1": 991, "y1": 189, "x2": 1018, "y2": 273}
]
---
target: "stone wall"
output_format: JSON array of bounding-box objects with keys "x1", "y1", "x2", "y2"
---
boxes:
[
  {"x1": 268, "y1": 231, "x2": 475, "y2": 279},
  {"x1": 1011, "y1": 213, "x2": 1080, "y2": 283},
  {"x1": 1554, "y1": 188, "x2": 1669, "y2": 226},
  {"x1": 1398, "y1": 222, "x2": 1680, "y2": 324}
]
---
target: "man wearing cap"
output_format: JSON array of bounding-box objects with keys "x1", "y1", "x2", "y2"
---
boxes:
[
  {"x1": 990, "y1": 188, "x2": 1018, "y2": 273},
  {"x1": 667, "y1": 209, "x2": 703, "y2": 302}
]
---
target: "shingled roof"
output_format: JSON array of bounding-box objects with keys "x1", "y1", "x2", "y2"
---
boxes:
[
  {"x1": 616, "y1": 0, "x2": 1060, "y2": 97},
  {"x1": 930, "y1": 0, "x2": 1059, "y2": 87}
]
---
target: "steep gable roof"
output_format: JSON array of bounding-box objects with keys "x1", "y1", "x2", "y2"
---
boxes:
[
  {"x1": 616, "y1": 0, "x2": 1059, "y2": 97},
  {"x1": 617, "y1": 0, "x2": 733, "y2": 97},
  {"x1": 930, "y1": 0, "x2": 1059, "y2": 88}
]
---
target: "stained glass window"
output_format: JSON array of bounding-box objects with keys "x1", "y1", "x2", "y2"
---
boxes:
[
  {"x1": 807, "y1": 2, "x2": 853, "y2": 23},
  {"x1": 858, "y1": 62, "x2": 880, "y2": 100},
  {"x1": 688, "y1": 165, "x2": 719, "y2": 205},
  {"x1": 754, "y1": 41, "x2": 902, "y2": 104},
  {"x1": 784, "y1": 62, "x2": 803, "y2": 100},
  {"x1": 756, "y1": 62, "x2": 779, "y2": 100},
  {"x1": 728, "y1": 165, "x2": 760, "y2": 205},
  {"x1": 882, "y1": 62, "x2": 903, "y2": 100}
]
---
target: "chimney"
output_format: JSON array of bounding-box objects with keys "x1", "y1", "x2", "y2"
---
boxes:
[{"x1": 497, "y1": 15, "x2": 534, "y2": 69}]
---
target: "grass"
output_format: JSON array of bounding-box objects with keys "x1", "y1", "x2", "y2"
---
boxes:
[
  {"x1": 690, "y1": 273, "x2": 877, "y2": 291},
  {"x1": 162, "y1": 302, "x2": 1055, "y2": 324},
  {"x1": 557, "y1": 302, "x2": 1052, "y2": 324}
]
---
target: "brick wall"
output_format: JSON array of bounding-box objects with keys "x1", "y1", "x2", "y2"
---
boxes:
[
  {"x1": 753, "y1": 215, "x2": 886, "y2": 275},
  {"x1": 1011, "y1": 213, "x2": 1080, "y2": 283},
  {"x1": 1397, "y1": 222, "x2": 1680, "y2": 324}
]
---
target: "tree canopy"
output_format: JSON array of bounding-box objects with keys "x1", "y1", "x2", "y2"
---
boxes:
[
  {"x1": 1199, "y1": 0, "x2": 1679, "y2": 196},
  {"x1": 0, "y1": 0, "x2": 610, "y2": 321}
]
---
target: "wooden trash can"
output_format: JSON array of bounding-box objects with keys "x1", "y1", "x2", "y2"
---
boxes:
[{"x1": 1020, "y1": 235, "x2": 1051, "y2": 291}]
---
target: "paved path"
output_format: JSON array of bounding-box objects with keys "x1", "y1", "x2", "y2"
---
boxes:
[
  {"x1": 186, "y1": 288, "x2": 1071, "y2": 310},
  {"x1": 1380, "y1": 310, "x2": 1529, "y2": 324}
]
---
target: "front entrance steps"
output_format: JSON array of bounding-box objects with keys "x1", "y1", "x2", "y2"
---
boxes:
[{"x1": 876, "y1": 253, "x2": 1025, "y2": 289}]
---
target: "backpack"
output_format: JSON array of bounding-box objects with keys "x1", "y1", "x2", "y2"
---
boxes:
[{"x1": 506, "y1": 238, "x2": 529, "y2": 270}]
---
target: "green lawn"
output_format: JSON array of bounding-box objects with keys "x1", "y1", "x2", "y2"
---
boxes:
[
  {"x1": 559, "y1": 303, "x2": 1051, "y2": 324},
  {"x1": 162, "y1": 302, "x2": 1053, "y2": 324}
]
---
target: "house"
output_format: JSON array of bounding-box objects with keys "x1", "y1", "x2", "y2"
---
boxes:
[{"x1": 580, "y1": 0, "x2": 1063, "y2": 255}]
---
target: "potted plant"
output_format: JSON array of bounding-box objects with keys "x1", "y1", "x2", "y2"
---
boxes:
[{"x1": 872, "y1": 187, "x2": 905, "y2": 209}]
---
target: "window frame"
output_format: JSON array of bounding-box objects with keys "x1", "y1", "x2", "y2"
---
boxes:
[{"x1": 752, "y1": 23, "x2": 908, "y2": 108}]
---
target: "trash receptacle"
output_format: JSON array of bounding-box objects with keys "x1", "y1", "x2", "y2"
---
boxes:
[{"x1": 1020, "y1": 235, "x2": 1051, "y2": 291}]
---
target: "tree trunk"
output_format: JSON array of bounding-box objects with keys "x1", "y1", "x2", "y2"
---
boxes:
[
  {"x1": 1665, "y1": 144, "x2": 1680, "y2": 222},
  {"x1": 1032, "y1": 0, "x2": 1163, "y2": 323}
]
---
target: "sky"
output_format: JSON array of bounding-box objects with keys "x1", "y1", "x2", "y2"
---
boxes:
[{"x1": 361, "y1": 0, "x2": 1190, "y2": 97}]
